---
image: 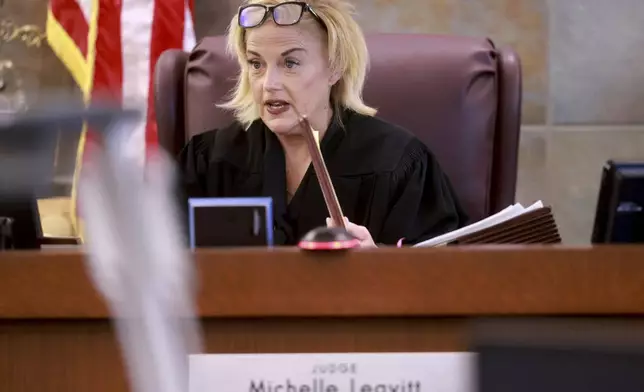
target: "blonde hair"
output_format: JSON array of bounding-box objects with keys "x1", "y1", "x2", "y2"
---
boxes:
[{"x1": 218, "y1": 0, "x2": 377, "y2": 128}]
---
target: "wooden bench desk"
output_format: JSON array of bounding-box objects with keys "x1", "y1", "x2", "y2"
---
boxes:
[{"x1": 1, "y1": 246, "x2": 644, "y2": 391}]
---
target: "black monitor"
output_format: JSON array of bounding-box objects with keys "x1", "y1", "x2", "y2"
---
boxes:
[
  {"x1": 0, "y1": 105, "x2": 140, "y2": 249},
  {"x1": 591, "y1": 160, "x2": 644, "y2": 244},
  {"x1": 188, "y1": 197, "x2": 274, "y2": 248},
  {"x1": 0, "y1": 199, "x2": 42, "y2": 250},
  {"x1": 475, "y1": 318, "x2": 644, "y2": 392}
]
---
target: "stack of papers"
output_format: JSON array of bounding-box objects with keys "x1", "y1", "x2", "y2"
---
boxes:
[{"x1": 414, "y1": 201, "x2": 561, "y2": 247}]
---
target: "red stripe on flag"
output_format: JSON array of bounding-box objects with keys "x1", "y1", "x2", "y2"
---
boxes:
[
  {"x1": 145, "y1": 0, "x2": 187, "y2": 157},
  {"x1": 84, "y1": 0, "x2": 123, "y2": 157},
  {"x1": 72, "y1": 0, "x2": 124, "y2": 236},
  {"x1": 50, "y1": 0, "x2": 89, "y2": 56},
  {"x1": 91, "y1": 0, "x2": 124, "y2": 104}
]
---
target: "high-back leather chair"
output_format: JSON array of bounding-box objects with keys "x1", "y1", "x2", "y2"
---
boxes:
[{"x1": 154, "y1": 33, "x2": 522, "y2": 222}]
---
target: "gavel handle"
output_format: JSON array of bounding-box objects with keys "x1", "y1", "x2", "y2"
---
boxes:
[{"x1": 299, "y1": 117, "x2": 346, "y2": 229}]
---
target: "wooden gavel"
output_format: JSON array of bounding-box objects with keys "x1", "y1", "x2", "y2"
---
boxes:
[{"x1": 283, "y1": 88, "x2": 346, "y2": 230}]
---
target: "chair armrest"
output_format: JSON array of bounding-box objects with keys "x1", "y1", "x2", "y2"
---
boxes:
[{"x1": 154, "y1": 49, "x2": 190, "y2": 156}]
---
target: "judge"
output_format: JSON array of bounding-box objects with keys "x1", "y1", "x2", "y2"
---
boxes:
[{"x1": 179, "y1": 0, "x2": 467, "y2": 247}]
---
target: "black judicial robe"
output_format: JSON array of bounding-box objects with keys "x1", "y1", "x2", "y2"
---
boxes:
[{"x1": 178, "y1": 109, "x2": 468, "y2": 245}]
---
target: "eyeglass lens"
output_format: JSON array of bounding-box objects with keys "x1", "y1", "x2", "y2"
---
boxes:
[{"x1": 240, "y1": 3, "x2": 304, "y2": 27}]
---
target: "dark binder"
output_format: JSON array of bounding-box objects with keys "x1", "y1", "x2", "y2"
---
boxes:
[{"x1": 450, "y1": 207, "x2": 562, "y2": 245}]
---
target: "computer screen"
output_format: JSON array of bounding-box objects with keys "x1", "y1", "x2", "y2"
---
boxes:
[
  {"x1": 591, "y1": 160, "x2": 644, "y2": 243},
  {"x1": 0, "y1": 199, "x2": 42, "y2": 250},
  {"x1": 475, "y1": 318, "x2": 644, "y2": 392},
  {"x1": 188, "y1": 197, "x2": 274, "y2": 248}
]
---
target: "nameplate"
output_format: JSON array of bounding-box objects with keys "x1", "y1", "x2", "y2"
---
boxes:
[{"x1": 189, "y1": 352, "x2": 474, "y2": 392}]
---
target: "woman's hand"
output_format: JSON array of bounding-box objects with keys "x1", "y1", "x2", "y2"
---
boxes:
[{"x1": 326, "y1": 217, "x2": 377, "y2": 248}]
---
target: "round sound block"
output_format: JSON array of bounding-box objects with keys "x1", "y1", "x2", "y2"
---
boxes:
[{"x1": 298, "y1": 226, "x2": 360, "y2": 250}]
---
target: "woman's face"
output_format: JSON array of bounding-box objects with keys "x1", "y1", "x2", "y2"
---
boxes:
[{"x1": 245, "y1": 20, "x2": 336, "y2": 136}]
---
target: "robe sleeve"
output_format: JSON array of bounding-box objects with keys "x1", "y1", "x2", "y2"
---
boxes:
[
  {"x1": 377, "y1": 139, "x2": 468, "y2": 245},
  {"x1": 177, "y1": 132, "x2": 215, "y2": 199},
  {"x1": 175, "y1": 132, "x2": 217, "y2": 242}
]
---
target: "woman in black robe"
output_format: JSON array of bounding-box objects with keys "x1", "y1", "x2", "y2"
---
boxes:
[{"x1": 180, "y1": 0, "x2": 467, "y2": 247}]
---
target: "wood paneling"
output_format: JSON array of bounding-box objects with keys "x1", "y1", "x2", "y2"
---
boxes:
[
  {"x1": 2, "y1": 246, "x2": 644, "y2": 391},
  {"x1": 3, "y1": 246, "x2": 644, "y2": 319}
]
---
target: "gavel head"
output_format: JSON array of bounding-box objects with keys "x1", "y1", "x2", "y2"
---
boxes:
[{"x1": 298, "y1": 226, "x2": 360, "y2": 251}]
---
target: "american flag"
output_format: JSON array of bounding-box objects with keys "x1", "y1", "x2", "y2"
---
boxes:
[{"x1": 45, "y1": 0, "x2": 196, "y2": 236}]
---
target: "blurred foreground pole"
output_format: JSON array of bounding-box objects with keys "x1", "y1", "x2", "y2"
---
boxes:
[{"x1": 78, "y1": 118, "x2": 202, "y2": 392}]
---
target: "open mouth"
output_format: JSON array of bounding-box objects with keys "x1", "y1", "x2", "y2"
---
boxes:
[{"x1": 265, "y1": 100, "x2": 290, "y2": 110}]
